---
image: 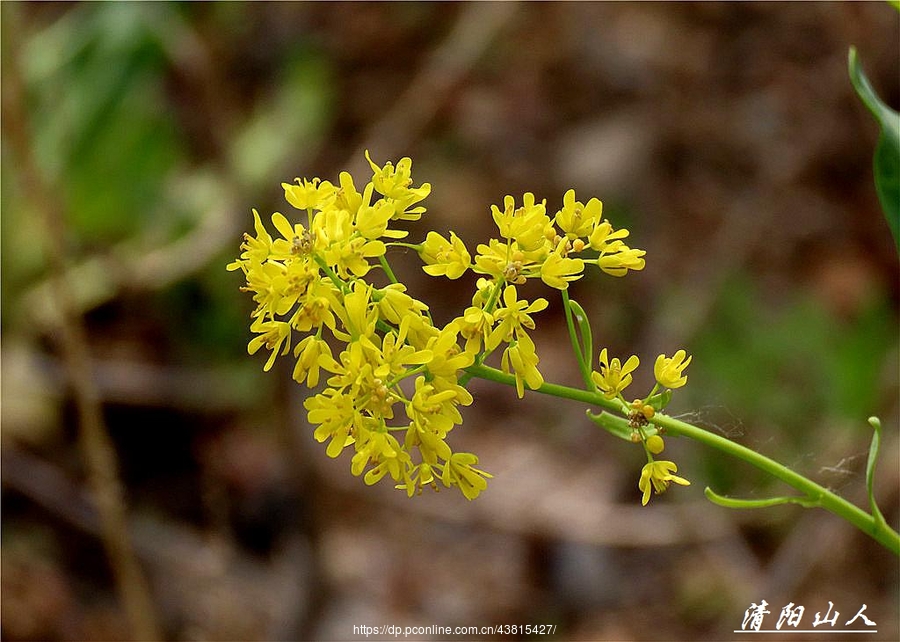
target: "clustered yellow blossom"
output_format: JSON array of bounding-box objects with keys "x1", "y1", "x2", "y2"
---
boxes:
[
  {"x1": 591, "y1": 349, "x2": 695, "y2": 504},
  {"x1": 431, "y1": 189, "x2": 646, "y2": 399},
  {"x1": 230, "y1": 153, "x2": 658, "y2": 501},
  {"x1": 229, "y1": 152, "x2": 493, "y2": 499}
]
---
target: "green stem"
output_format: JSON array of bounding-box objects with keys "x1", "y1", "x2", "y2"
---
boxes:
[
  {"x1": 456, "y1": 278, "x2": 507, "y2": 387},
  {"x1": 389, "y1": 241, "x2": 424, "y2": 252},
  {"x1": 379, "y1": 254, "x2": 400, "y2": 285},
  {"x1": 465, "y1": 363, "x2": 622, "y2": 411},
  {"x1": 314, "y1": 255, "x2": 349, "y2": 294},
  {"x1": 654, "y1": 413, "x2": 899, "y2": 555},
  {"x1": 463, "y1": 363, "x2": 900, "y2": 555}
]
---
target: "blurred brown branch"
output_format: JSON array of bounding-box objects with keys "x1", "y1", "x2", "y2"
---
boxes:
[{"x1": 1, "y1": 5, "x2": 161, "y2": 639}]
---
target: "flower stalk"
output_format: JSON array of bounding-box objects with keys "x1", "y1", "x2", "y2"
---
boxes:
[{"x1": 464, "y1": 362, "x2": 899, "y2": 555}]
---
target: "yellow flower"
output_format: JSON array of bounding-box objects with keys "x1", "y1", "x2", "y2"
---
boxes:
[
  {"x1": 473, "y1": 238, "x2": 521, "y2": 282},
  {"x1": 654, "y1": 349, "x2": 692, "y2": 389},
  {"x1": 364, "y1": 447, "x2": 413, "y2": 486},
  {"x1": 289, "y1": 280, "x2": 338, "y2": 332},
  {"x1": 365, "y1": 150, "x2": 431, "y2": 220},
  {"x1": 501, "y1": 333, "x2": 544, "y2": 398},
  {"x1": 227, "y1": 209, "x2": 273, "y2": 270},
  {"x1": 587, "y1": 220, "x2": 630, "y2": 252},
  {"x1": 376, "y1": 283, "x2": 429, "y2": 326},
  {"x1": 597, "y1": 245, "x2": 646, "y2": 277},
  {"x1": 333, "y1": 281, "x2": 377, "y2": 345},
  {"x1": 420, "y1": 231, "x2": 471, "y2": 279},
  {"x1": 540, "y1": 243, "x2": 584, "y2": 290},
  {"x1": 243, "y1": 259, "x2": 292, "y2": 319},
  {"x1": 282, "y1": 177, "x2": 335, "y2": 211},
  {"x1": 408, "y1": 376, "x2": 465, "y2": 437},
  {"x1": 314, "y1": 206, "x2": 352, "y2": 248},
  {"x1": 306, "y1": 388, "x2": 358, "y2": 458},
  {"x1": 247, "y1": 318, "x2": 292, "y2": 371},
  {"x1": 424, "y1": 325, "x2": 475, "y2": 379},
  {"x1": 638, "y1": 460, "x2": 690, "y2": 505},
  {"x1": 335, "y1": 170, "x2": 364, "y2": 215},
  {"x1": 398, "y1": 462, "x2": 438, "y2": 497},
  {"x1": 355, "y1": 199, "x2": 396, "y2": 240},
  {"x1": 487, "y1": 285, "x2": 548, "y2": 350},
  {"x1": 351, "y1": 429, "x2": 402, "y2": 478},
  {"x1": 555, "y1": 189, "x2": 603, "y2": 239},
  {"x1": 292, "y1": 335, "x2": 333, "y2": 387},
  {"x1": 454, "y1": 305, "x2": 494, "y2": 356},
  {"x1": 590, "y1": 348, "x2": 639, "y2": 399},
  {"x1": 491, "y1": 193, "x2": 553, "y2": 252},
  {"x1": 441, "y1": 452, "x2": 492, "y2": 500}
]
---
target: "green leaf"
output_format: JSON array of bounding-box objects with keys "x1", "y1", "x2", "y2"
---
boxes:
[
  {"x1": 848, "y1": 47, "x2": 900, "y2": 250},
  {"x1": 567, "y1": 298, "x2": 593, "y2": 368},
  {"x1": 647, "y1": 389, "x2": 672, "y2": 412},
  {"x1": 866, "y1": 417, "x2": 887, "y2": 529},
  {"x1": 704, "y1": 487, "x2": 820, "y2": 510},
  {"x1": 585, "y1": 410, "x2": 632, "y2": 442},
  {"x1": 874, "y1": 134, "x2": 900, "y2": 246}
]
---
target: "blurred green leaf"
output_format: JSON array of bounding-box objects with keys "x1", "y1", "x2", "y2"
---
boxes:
[
  {"x1": 690, "y1": 277, "x2": 897, "y2": 441},
  {"x1": 873, "y1": 134, "x2": 900, "y2": 248},
  {"x1": 24, "y1": 3, "x2": 185, "y2": 245},
  {"x1": 848, "y1": 46, "x2": 900, "y2": 250}
]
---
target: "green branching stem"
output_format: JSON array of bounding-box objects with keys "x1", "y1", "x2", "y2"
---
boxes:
[{"x1": 464, "y1": 362, "x2": 900, "y2": 555}]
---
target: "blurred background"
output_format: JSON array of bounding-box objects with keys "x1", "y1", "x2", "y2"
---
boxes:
[{"x1": 2, "y1": 2, "x2": 898, "y2": 640}]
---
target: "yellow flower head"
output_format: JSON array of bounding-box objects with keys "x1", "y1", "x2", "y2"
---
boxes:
[
  {"x1": 596, "y1": 245, "x2": 646, "y2": 277},
  {"x1": 233, "y1": 155, "x2": 664, "y2": 501},
  {"x1": 501, "y1": 333, "x2": 544, "y2": 398},
  {"x1": 292, "y1": 335, "x2": 333, "y2": 388},
  {"x1": 591, "y1": 348, "x2": 640, "y2": 399},
  {"x1": 355, "y1": 199, "x2": 396, "y2": 240},
  {"x1": 588, "y1": 220, "x2": 629, "y2": 252},
  {"x1": 455, "y1": 305, "x2": 494, "y2": 356},
  {"x1": 638, "y1": 460, "x2": 690, "y2": 505},
  {"x1": 282, "y1": 177, "x2": 335, "y2": 211},
  {"x1": 654, "y1": 349, "x2": 692, "y2": 389},
  {"x1": 539, "y1": 241, "x2": 584, "y2": 290},
  {"x1": 487, "y1": 285, "x2": 548, "y2": 350},
  {"x1": 555, "y1": 189, "x2": 603, "y2": 239},
  {"x1": 227, "y1": 209, "x2": 273, "y2": 270},
  {"x1": 420, "y1": 231, "x2": 471, "y2": 279},
  {"x1": 376, "y1": 283, "x2": 429, "y2": 326},
  {"x1": 491, "y1": 193, "x2": 552, "y2": 252},
  {"x1": 365, "y1": 150, "x2": 431, "y2": 220},
  {"x1": 306, "y1": 388, "x2": 358, "y2": 458},
  {"x1": 248, "y1": 318, "x2": 292, "y2": 371},
  {"x1": 441, "y1": 452, "x2": 493, "y2": 500}
]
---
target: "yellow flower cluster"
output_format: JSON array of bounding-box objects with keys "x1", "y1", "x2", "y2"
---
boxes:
[
  {"x1": 230, "y1": 153, "x2": 649, "y2": 500},
  {"x1": 422, "y1": 189, "x2": 646, "y2": 397},
  {"x1": 229, "y1": 152, "x2": 491, "y2": 499},
  {"x1": 592, "y1": 349, "x2": 692, "y2": 401},
  {"x1": 590, "y1": 348, "x2": 694, "y2": 504}
]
